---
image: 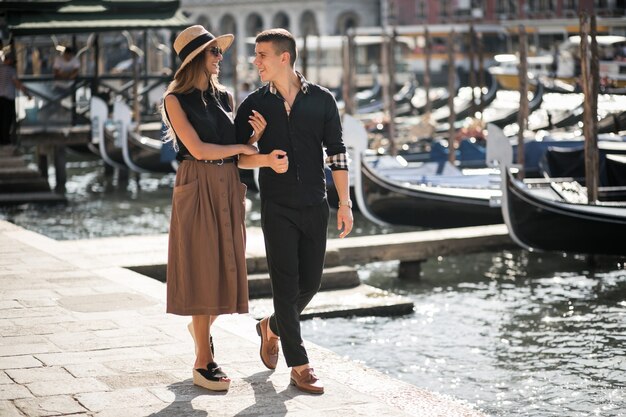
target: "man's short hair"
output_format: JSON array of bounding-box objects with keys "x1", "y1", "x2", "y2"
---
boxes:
[
  {"x1": 256, "y1": 28, "x2": 297, "y2": 67},
  {"x1": 63, "y1": 46, "x2": 75, "y2": 55}
]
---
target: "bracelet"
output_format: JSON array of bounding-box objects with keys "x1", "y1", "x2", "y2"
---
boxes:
[{"x1": 338, "y1": 199, "x2": 352, "y2": 209}]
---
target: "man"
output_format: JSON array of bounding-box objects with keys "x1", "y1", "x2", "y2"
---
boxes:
[
  {"x1": 0, "y1": 52, "x2": 31, "y2": 145},
  {"x1": 236, "y1": 28, "x2": 353, "y2": 394},
  {"x1": 52, "y1": 46, "x2": 80, "y2": 92}
]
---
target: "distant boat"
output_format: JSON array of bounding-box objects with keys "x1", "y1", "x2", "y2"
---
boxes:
[
  {"x1": 490, "y1": 124, "x2": 626, "y2": 256},
  {"x1": 489, "y1": 53, "x2": 553, "y2": 91},
  {"x1": 527, "y1": 92, "x2": 584, "y2": 132},
  {"x1": 482, "y1": 82, "x2": 544, "y2": 128},
  {"x1": 90, "y1": 96, "x2": 127, "y2": 170},
  {"x1": 432, "y1": 70, "x2": 498, "y2": 124},
  {"x1": 90, "y1": 96, "x2": 175, "y2": 173},
  {"x1": 112, "y1": 99, "x2": 176, "y2": 174},
  {"x1": 537, "y1": 139, "x2": 626, "y2": 186},
  {"x1": 490, "y1": 35, "x2": 626, "y2": 93},
  {"x1": 409, "y1": 69, "x2": 462, "y2": 114},
  {"x1": 393, "y1": 78, "x2": 419, "y2": 116}
]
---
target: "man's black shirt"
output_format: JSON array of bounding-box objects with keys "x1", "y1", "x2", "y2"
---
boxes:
[{"x1": 235, "y1": 76, "x2": 346, "y2": 208}]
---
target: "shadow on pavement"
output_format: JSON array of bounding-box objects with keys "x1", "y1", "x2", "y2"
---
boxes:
[{"x1": 234, "y1": 370, "x2": 288, "y2": 417}]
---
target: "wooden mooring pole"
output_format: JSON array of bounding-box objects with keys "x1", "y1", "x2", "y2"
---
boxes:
[
  {"x1": 341, "y1": 30, "x2": 355, "y2": 115},
  {"x1": 424, "y1": 26, "x2": 432, "y2": 115},
  {"x1": 387, "y1": 28, "x2": 398, "y2": 156},
  {"x1": 517, "y1": 25, "x2": 529, "y2": 179},
  {"x1": 579, "y1": 12, "x2": 600, "y2": 203},
  {"x1": 447, "y1": 30, "x2": 456, "y2": 164},
  {"x1": 469, "y1": 24, "x2": 477, "y2": 117},
  {"x1": 477, "y1": 31, "x2": 485, "y2": 117}
]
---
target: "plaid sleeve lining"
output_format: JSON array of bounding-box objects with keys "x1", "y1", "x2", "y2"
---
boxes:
[{"x1": 325, "y1": 152, "x2": 350, "y2": 171}]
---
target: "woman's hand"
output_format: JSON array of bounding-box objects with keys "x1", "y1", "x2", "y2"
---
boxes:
[
  {"x1": 248, "y1": 110, "x2": 267, "y2": 144},
  {"x1": 239, "y1": 144, "x2": 259, "y2": 156}
]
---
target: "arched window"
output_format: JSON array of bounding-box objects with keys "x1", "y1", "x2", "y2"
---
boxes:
[
  {"x1": 196, "y1": 15, "x2": 211, "y2": 32},
  {"x1": 335, "y1": 11, "x2": 359, "y2": 35},
  {"x1": 300, "y1": 10, "x2": 318, "y2": 36},
  {"x1": 246, "y1": 13, "x2": 264, "y2": 38},
  {"x1": 220, "y1": 14, "x2": 237, "y2": 35},
  {"x1": 219, "y1": 15, "x2": 237, "y2": 77},
  {"x1": 273, "y1": 12, "x2": 290, "y2": 30},
  {"x1": 245, "y1": 13, "x2": 264, "y2": 55}
]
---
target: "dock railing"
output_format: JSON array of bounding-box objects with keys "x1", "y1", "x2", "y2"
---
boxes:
[{"x1": 17, "y1": 73, "x2": 170, "y2": 144}]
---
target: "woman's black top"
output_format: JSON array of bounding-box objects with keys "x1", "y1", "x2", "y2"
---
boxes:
[{"x1": 169, "y1": 88, "x2": 236, "y2": 161}]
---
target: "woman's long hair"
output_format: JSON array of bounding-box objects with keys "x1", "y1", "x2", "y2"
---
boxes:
[{"x1": 160, "y1": 49, "x2": 226, "y2": 150}]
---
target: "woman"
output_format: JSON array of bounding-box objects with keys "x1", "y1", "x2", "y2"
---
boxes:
[{"x1": 161, "y1": 25, "x2": 265, "y2": 392}]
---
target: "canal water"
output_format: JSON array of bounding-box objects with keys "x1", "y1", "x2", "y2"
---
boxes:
[{"x1": 1, "y1": 153, "x2": 624, "y2": 417}]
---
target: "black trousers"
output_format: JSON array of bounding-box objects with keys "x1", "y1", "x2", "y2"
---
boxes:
[
  {"x1": 261, "y1": 198, "x2": 329, "y2": 367},
  {"x1": 0, "y1": 97, "x2": 16, "y2": 145}
]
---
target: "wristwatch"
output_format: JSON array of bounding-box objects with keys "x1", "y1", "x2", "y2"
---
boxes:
[{"x1": 338, "y1": 199, "x2": 353, "y2": 209}]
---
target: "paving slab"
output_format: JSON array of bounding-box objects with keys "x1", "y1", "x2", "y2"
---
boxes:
[{"x1": 0, "y1": 220, "x2": 486, "y2": 416}]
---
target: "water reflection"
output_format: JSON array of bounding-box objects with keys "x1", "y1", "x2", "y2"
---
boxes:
[{"x1": 303, "y1": 252, "x2": 625, "y2": 416}]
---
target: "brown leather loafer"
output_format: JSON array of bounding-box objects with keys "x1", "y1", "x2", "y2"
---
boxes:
[
  {"x1": 255, "y1": 317, "x2": 279, "y2": 369},
  {"x1": 290, "y1": 367, "x2": 324, "y2": 394}
]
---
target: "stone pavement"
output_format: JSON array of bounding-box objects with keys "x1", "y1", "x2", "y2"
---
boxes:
[{"x1": 0, "y1": 219, "x2": 486, "y2": 417}]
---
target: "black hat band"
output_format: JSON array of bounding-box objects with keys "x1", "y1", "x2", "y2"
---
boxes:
[{"x1": 179, "y1": 33, "x2": 215, "y2": 62}]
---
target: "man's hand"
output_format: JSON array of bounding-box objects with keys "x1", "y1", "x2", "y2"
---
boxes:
[
  {"x1": 337, "y1": 205, "x2": 353, "y2": 238},
  {"x1": 268, "y1": 150, "x2": 288, "y2": 174}
]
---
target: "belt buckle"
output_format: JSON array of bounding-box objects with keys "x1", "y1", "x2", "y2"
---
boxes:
[{"x1": 216, "y1": 158, "x2": 224, "y2": 166}]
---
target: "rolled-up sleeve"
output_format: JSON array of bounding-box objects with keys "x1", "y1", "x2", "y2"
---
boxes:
[{"x1": 322, "y1": 93, "x2": 348, "y2": 171}]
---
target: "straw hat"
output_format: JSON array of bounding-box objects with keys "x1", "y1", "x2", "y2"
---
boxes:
[{"x1": 173, "y1": 25, "x2": 234, "y2": 76}]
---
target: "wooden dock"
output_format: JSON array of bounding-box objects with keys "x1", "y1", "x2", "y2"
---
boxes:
[
  {"x1": 57, "y1": 224, "x2": 515, "y2": 319},
  {"x1": 0, "y1": 145, "x2": 66, "y2": 205},
  {"x1": 9, "y1": 120, "x2": 166, "y2": 198}
]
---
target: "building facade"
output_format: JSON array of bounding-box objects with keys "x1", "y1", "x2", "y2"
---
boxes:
[
  {"x1": 181, "y1": 0, "x2": 380, "y2": 63},
  {"x1": 388, "y1": 0, "x2": 625, "y2": 25}
]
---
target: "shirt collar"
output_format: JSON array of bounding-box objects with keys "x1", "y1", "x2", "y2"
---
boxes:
[{"x1": 264, "y1": 71, "x2": 309, "y2": 96}]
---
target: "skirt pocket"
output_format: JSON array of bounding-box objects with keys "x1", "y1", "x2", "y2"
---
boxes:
[{"x1": 173, "y1": 179, "x2": 199, "y2": 230}]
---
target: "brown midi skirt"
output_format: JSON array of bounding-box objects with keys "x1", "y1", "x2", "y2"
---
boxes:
[{"x1": 166, "y1": 160, "x2": 249, "y2": 316}]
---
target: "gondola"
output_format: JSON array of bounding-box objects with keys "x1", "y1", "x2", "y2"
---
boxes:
[
  {"x1": 354, "y1": 79, "x2": 417, "y2": 115},
  {"x1": 500, "y1": 167, "x2": 626, "y2": 256},
  {"x1": 91, "y1": 96, "x2": 175, "y2": 173},
  {"x1": 112, "y1": 99, "x2": 176, "y2": 174},
  {"x1": 358, "y1": 156, "x2": 503, "y2": 228},
  {"x1": 482, "y1": 82, "x2": 544, "y2": 128},
  {"x1": 432, "y1": 70, "x2": 498, "y2": 124},
  {"x1": 410, "y1": 86, "x2": 452, "y2": 114},
  {"x1": 340, "y1": 114, "x2": 503, "y2": 228},
  {"x1": 90, "y1": 96, "x2": 127, "y2": 170},
  {"x1": 490, "y1": 124, "x2": 626, "y2": 256},
  {"x1": 393, "y1": 78, "x2": 419, "y2": 116},
  {"x1": 527, "y1": 92, "x2": 584, "y2": 132}
]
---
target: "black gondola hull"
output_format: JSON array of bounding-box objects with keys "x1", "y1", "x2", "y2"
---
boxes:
[
  {"x1": 505, "y1": 171, "x2": 626, "y2": 255},
  {"x1": 361, "y1": 161, "x2": 503, "y2": 228}
]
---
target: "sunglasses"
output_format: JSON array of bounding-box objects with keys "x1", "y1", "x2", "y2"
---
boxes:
[{"x1": 208, "y1": 46, "x2": 223, "y2": 57}]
